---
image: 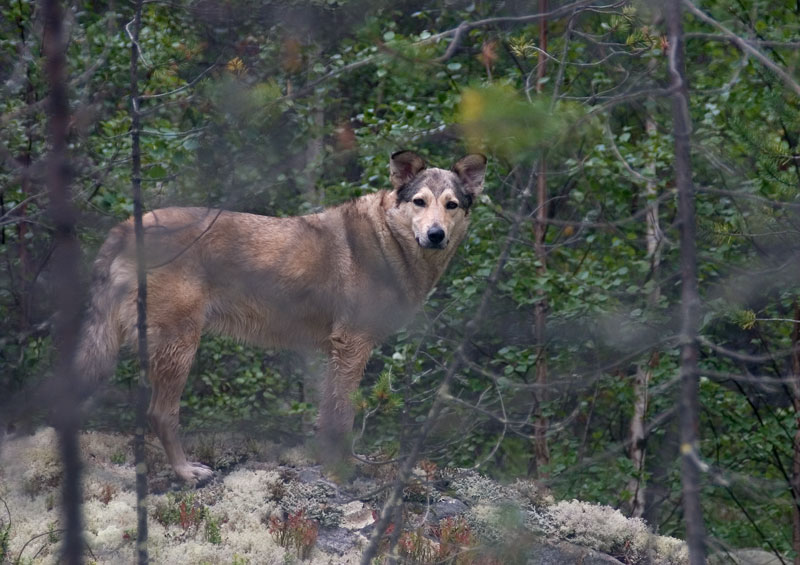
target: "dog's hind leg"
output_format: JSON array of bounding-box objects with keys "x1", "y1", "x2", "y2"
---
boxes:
[
  {"x1": 147, "y1": 330, "x2": 211, "y2": 484},
  {"x1": 144, "y1": 278, "x2": 209, "y2": 483},
  {"x1": 317, "y1": 331, "x2": 374, "y2": 462}
]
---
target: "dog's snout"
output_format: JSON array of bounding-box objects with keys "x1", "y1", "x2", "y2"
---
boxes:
[{"x1": 427, "y1": 226, "x2": 445, "y2": 246}]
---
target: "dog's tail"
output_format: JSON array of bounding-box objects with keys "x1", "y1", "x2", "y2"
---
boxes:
[{"x1": 73, "y1": 223, "x2": 132, "y2": 390}]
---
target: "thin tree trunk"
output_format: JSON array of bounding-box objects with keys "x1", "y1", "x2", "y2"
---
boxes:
[
  {"x1": 530, "y1": 0, "x2": 551, "y2": 479},
  {"x1": 129, "y1": 1, "x2": 150, "y2": 562},
  {"x1": 791, "y1": 299, "x2": 800, "y2": 565},
  {"x1": 665, "y1": 1, "x2": 706, "y2": 562},
  {"x1": 628, "y1": 360, "x2": 650, "y2": 517},
  {"x1": 43, "y1": 0, "x2": 84, "y2": 562},
  {"x1": 303, "y1": 105, "x2": 325, "y2": 203},
  {"x1": 17, "y1": 152, "x2": 32, "y2": 332},
  {"x1": 628, "y1": 104, "x2": 661, "y2": 518},
  {"x1": 303, "y1": 42, "x2": 325, "y2": 205},
  {"x1": 17, "y1": 60, "x2": 35, "y2": 333}
]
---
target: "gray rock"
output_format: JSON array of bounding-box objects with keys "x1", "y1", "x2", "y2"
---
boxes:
[
  {"x1": 297, "y1": 466, "x2": 322, "y2": 483},
  {"x1": 316, "y1": 526, "x2": 361, "y2": 555},
  {"x1": 709, "y1": 549, "x2": 787, "y2": 565},
  {"x1": 431, "y1": 496, "x2": 469, "y2": 520},
  {"x1": 526, "y1": 540, "x2": 625, "y2": 564}
]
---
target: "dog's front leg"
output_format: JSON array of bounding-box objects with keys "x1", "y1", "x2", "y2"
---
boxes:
[{"x1": 317, "y1": 331, "x2": 374, "y2": 463}]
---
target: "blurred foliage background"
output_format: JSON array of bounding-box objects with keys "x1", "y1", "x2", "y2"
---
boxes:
[{"x1": 2, "y1": 0, "x2": 800, "y2": 557}]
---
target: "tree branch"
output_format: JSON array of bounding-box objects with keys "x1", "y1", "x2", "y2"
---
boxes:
[{"x1": 682, "y1": 0, "x2": 800, "y2": 97}]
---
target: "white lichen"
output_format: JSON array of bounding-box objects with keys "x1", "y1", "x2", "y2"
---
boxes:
[
  {"x1": 276, "y1": 480, "x2": 343, "y2": 527},
  {"x1": 447, "y1": 468, "x2": 510, "y2": 505},
  {"x1": 547, "y1": 499, "x2": 687, "y2": 564},
  {"x1": 509, "y1": 477, "x2": 554, "y2": 509},
  {"x1": 0, "y1": 428, "x2": 687, "y2": 565}
]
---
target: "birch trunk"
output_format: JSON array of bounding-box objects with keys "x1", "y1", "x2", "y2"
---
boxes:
[{"x1": 627, "y1": 104, "x2": 661, "y2": 518}]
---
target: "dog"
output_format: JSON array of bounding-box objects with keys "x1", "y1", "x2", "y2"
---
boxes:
[{"x1": 75, "y1": 150, "x2": 487, "y2": 483}]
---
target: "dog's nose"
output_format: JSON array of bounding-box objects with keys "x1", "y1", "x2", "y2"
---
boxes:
[{"x1": 427, "y1": 226, "x2": 445, "y2": 245}]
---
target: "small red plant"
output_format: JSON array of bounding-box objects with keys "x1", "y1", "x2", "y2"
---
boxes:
[
  {"x1": 435, "y1": 516, "x2": 473, "y2": 558},
  {"x1": 377, "y1": 513, "x2": 501, "y2": 565},
  {"x1": 419, "y1": 459, "x2": 438, "y2": 482},
  {"x1": 268, "y1": 510, "x2": 318, "y2": 560},
  {"x1": 98, "y1": 483, "x2": 115, "y2": 505},
  {"x1": 397, "y1": 528, "x2": 435, "y2": 562},
  {"x1": 179, "y1": 500, "x2": 201, "y2": 531}
]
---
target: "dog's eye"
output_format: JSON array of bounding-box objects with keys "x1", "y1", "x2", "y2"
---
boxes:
[
  {"x1": 413, "y1": 198, "x2": 426, "y2": 207},
  {"x1": 445, "y1": 201, "x2": 458, "y2": 210}
]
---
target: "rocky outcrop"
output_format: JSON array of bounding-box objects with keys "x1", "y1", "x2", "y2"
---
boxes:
[{"x1": 0, "y1": 428, "x2": 689, "y2": 564}]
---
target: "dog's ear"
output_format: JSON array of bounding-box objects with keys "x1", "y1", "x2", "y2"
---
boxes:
[
  {"x1": 390, "y1": 150, "x2": 426, "y2": 190},
  {"x1": 452, "y1": 154, "x2": 487, "y2": 196}
]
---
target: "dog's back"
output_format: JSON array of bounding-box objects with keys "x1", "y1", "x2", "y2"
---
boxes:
[{"x1": 78, "y1": 194, "x2": 411, "y2": 357}]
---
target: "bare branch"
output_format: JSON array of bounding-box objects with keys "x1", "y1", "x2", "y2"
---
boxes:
[
  {"x1": 699, "y1": 336, "x2": 800, "y2": 363},
  {"x1": 124, "y1": 15, "x2": 151, "y2": 69},
  {"x1": 433, "y1": 22, "x2": 469, "y2": 63},
  {"x1": 0, "y1": 192, "x2": 47, "y2": 223},
  {"x1": 277, "y1": 55, "x2": 378, "y2": 101},
  {"x1": 682, "y1": 0, "x2": 800, "y2": 97},
  {"x1": 139, "y1": 60, "x2": 218, "y2": 100},
  {"x1": 422, "y1": 0, "x2": 618, "y2": 49},
  {"x1": 603, "y1": 118, "x2": 657, "y2": 185},
  {"x1": 693, "y1": 51, "x2": 748, "y2": 95},
  {"x1": 685, "y1": 32, "x2": 800, "y2": 49},
  {"x1": 697, "y1": 186, "x2": 800, "y2": 210},
  {"x1": 699, "y1": 369, "x2": 800, "y2": 388}
]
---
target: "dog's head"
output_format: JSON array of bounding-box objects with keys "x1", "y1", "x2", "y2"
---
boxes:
[{"x1": 389, "y1": 151, "x2": 487, "y2": 250}]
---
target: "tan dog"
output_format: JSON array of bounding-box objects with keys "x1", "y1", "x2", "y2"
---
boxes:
[{"x1": 75, "y1": 151, "x2": 487, "y2": 483}]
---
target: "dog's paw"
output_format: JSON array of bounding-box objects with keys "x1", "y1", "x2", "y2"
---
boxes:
[{"x1": 175, "y1": 462, "x2": 214, "y2": 485}]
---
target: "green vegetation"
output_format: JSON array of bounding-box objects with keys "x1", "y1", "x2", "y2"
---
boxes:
[
  {"x1": 2, "y1": 0, "x2": 800, "y2": 558},
  {"x1": 153, "y1": 490, "x2": 224, "y2": 544},
  {"x1": 0, "y1": 500, "x2": 9, "y2": 564}
]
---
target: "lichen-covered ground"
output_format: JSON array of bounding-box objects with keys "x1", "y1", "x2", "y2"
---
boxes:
[{"x1": 0, "y1": 427, "x2": 689, "y2": 564}]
